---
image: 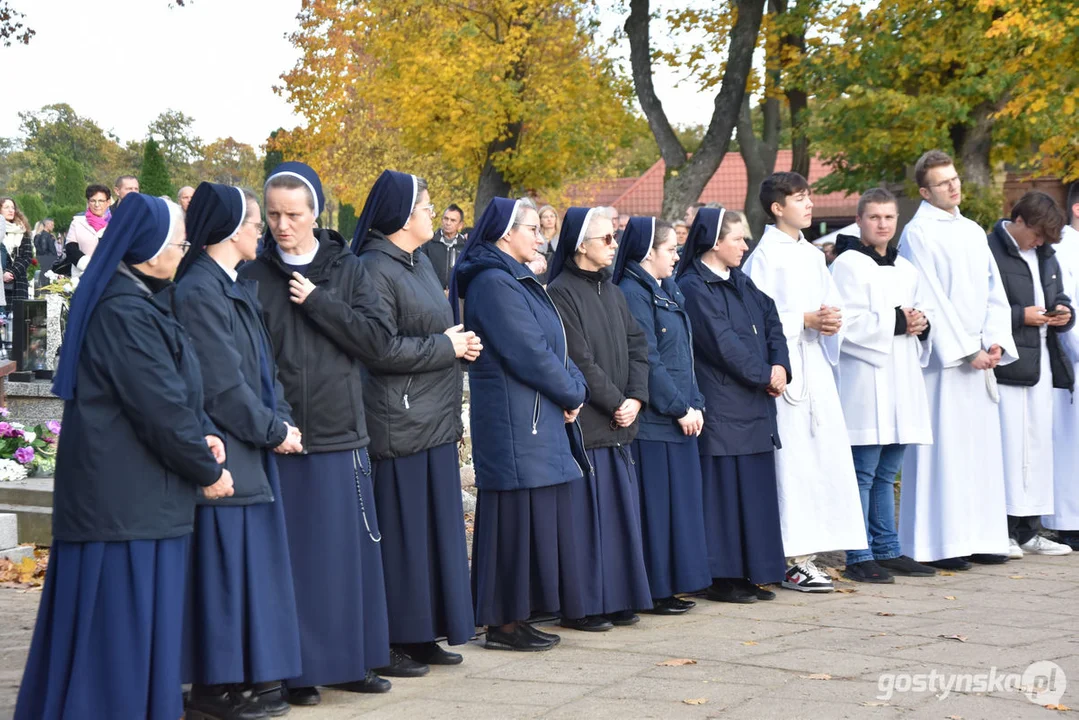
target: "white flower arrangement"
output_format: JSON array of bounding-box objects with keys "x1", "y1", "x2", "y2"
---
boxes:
[{"x1": 0, "y1": 458, "x2": 29, "y2": 482}]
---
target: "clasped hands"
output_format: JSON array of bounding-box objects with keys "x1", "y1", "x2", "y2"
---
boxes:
[
  {"x1": 275, "y1": 423, "x2": 303, "y2": 455},
  {"x1": 901, "y1": 307, "x2": 929, "y2": 336},
  {"x1": 202, "y1": 434, "x2": 234, "y2": 499},
  {"x1": 970, "y1": 344, "x2": 1004, "y2": 371},
  {"x1": 445, "y1": 324, "x2": 483, "y2": 362},
  {"x1": 676, "y1": 408, "x2": 704, "y2": 436},
  {"x1": 804, "y1": 304, "x2": 842, "y2": 336},
  {"x1": 766, "y1": 364, "x2": 787, "y2": 398}
]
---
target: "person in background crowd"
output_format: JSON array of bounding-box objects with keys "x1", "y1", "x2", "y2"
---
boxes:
[
  {"x1": 819, "y1": 241, "x2": 837, "y2": 266},
  {"x1": 352, "y1": 171, "x2": 478, "y2": 676},
  {"x1": 178, "y1": 186, "x2": 196, "y2": 213},
  {"x1": 62, "y1": 185, "x2": 113, "y2": 280},
  {"x1": 15, "y1": 193, "x2": 235, "y2": 720},
  {"x1": 33, "y1": 218, "x2": 58, "y2": 285},
  {"x1": 898, "y1": 149, "x2": 1017, "y2": 571},
  {"x1": 534, "y1": 204, "x2": 561, "y2": 283},
  {"x1": 677, "y1": 208, "x2": 790, "y2": 603},
  {"x1": 673, "y1": 221, "x2": 689, "y2": 256},
  {"x1": 742, "y1": 172, "x2": 867, "y2": 593},
  {"x1": 685, "y1": 203, "x2": 704, "y2": 227},
  {"x1": 1, "y1": 196, "x2": 34, "y2": 304},
  {"x1": 614, "y1": 216, "x2": 710, "y2": 614},
  {"x1": 239, "y1": 162, "x2": 395, "y2": 706},
  {"x1": 1046, "y1": 182, "x2": 1079, "y2": 548},
  {"x1": 452, "y1": 196, "x2": 589, "y2": 651},
  {"x1": 987, "y1": 191, "x2": 1074, "y2": 558},
  {"x1": 547, "y1": 206, "x2": 652, "y2": 631},
  {"x1": 115, "y1": 175, "x2": 140, "y2": 206},
  {"x1": 174, "y1": 183, "x2": 304, "y2": 720},
  {"x1": 420, "y1": 203, "x2": 466, "y2": 292},
  {"x1": 831, "y1": 188, "x2": 938, "y2": 583}
]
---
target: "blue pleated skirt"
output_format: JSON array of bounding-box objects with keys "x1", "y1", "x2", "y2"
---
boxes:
[
  {"x1": 471, "y1": 480, "x2": 589, "y2": 627},
  {"x1": 567, "y1": 446, "x2": 653, "y2": 616},
  {"x1": 15, "y1": 535, "x2": 190, "y2": 720},
  {"x1": 700, "y1": 452, "x2": 786, "y2": 584},
  {"x1": 183, "y1": 452, "x2": 302, "y2": 685},
  {"x1": 275, "y1": 448, "x2": 389, "y2": 687},
  {"x1": 372, "y1": 442, "x2": 474, "y2": 646},
  {"x1": 632, "y1": 438, "x2": 711, "y2": 599}
]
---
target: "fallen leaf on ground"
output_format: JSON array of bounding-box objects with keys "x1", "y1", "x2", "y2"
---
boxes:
[
  {"x1": 1044, "y1": 704, "x2": 1070, "y2": 711},
  {"x1": 939, "y1": 634, "x2": 967, "y2": 642},
  {"x1": 656, "y1": 658, "x2": 697, "y2": 666},
  {"x1": 1009, "y1": 575, "x2": 1024, "y2": 580},
  {"x1": 943, "y1": 595, "x2": 957, "y2": 600},
  {"x1": 683, "y1": 698, "x2": 708, "y2": 705},
  {"x1": 800, "y1": 673, "x2": 833, "y2": 680},
  {"x1": 939, "y1": 571, "x2": 956, "y2": 576},
  {"x1": 860, "y1": 701, "x2": 890, "y2": 707},
  {"x1": 877, "y1": 612, "x2": 895, "y2": 616},
  {"x1": 825, "y1": 566, "x2": 843, "y2": 581},
  {"x1": 836, "y1": 588, "x2": 858, "y2": 594},
  {"x1": 742, "y1": 641, "x2": 758, "y2": 646}
]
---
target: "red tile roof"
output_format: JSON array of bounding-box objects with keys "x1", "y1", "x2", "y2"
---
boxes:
[{"x1": 562, "y1": 150, "x2": 858, "y2": 218}]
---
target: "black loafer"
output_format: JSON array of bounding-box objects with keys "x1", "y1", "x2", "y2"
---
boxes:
[
  {"x1": 926, "y1": 557, "x2": 973, "y2": 571},
  {"x1": 375, "y1": 646, "x2": 430, "y2": 677},
  {"x1": 485, "y1": 624, "x2": 557, "y2": 651},
  {"x1": 521, "y1": 623, "x2": 562, "y2": 646},
  {"x1": 843, "y1": 560, "x2": 895, "y2": 584},
  {"x1": 560, "y1": 615, "x2": 614, "y2": 632},
  {"x1": 706, "y1": 578, "x2": 757, "y2": 604},
  {"x1": 737, "y1": 579, "x2": 776, "y2": 601},
  {"x1": 400, "y1": 641, "x2": 463, "y2": 666},
  {"x1": 283, "y1": 686, "x2": 320, "y2": 707},
  {"x1": 647, "y1": 597, "x2": 689, "y2": 615},
  {"x1": 966, "y1": 554, "x2": 1009, "y2": 565},
  {"x1": 606, "y1": 610, "x2": 640, "y2": 626},
  {"x1": 877, "y1": 556, "x2": 937, "y2": 577},
  {"x1": 671, "y1": 596, "x2": 697, "y2": 610},
  {"x1": 250, "y1": 682, "x2": 290, "y2": 717},
  {"x1": 186, "y1": 684, "x2": 268, "y2": 720},
  {"x1": 333, "y1": 670, "x2": 392, "y2": 694}
]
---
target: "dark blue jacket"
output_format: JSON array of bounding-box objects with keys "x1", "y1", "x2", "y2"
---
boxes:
[
  {"x1": 618, "y1": 264, "x2": 705, "y2": 443},
  {"x1": 174, "y1": 252, "x2": 292, "y2": 505},
  {"x1": 678, "y1": 258, "x2": 790, "y2": 456},
  {"x1": 455, "y1": 241, "x2": 589, "y2": 492},
  {"x1": 52, "y1": 268, "x2": 223, "y2": 542}
]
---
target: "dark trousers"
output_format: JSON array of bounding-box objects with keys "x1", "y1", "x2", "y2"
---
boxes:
[{"x1": 1007, "y1": 515, "x2": 1040, "y2": 545}]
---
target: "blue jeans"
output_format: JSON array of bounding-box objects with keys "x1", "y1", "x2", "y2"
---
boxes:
[{"x1": 846, "y1": 444, "x2": 905, "y2": 565}]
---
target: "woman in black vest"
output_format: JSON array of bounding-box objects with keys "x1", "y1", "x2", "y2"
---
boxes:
[
  {"x1": 546, "y1": 207, "x2": 652, "y2": 631},
  {"x1": 351, "y1": 170, "x2": 479, "y2": 675},
  {"x1": 174, "y1": 183, "x2": 304, "y2": 719},
  {"x1": 16, "y1": 194, "x2": 234, "y2": 720}
]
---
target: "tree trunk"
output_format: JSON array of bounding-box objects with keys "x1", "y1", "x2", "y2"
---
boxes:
[
  {"x1": 952, "y1": 101, "x2": 994, "y2": 187},
  {"x1": 473, "y1": 120, "x2": 522, "y2": 219},
  {"x1": 788, "y1": 88, "x2": 810, "y2": 177},
  {"x1": 626, "y1": 0, "x2": 766, "y2": 220},
  {"x1": 737, "y1": 94, "x2": 780, "y2": 244}
]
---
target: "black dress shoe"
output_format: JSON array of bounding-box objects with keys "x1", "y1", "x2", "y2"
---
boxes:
[
  {"x1": 966, "y1": 554, "x2": 1009, "y2": 565},
  {"x1": 249, "y1": 682, "x2": 290, "y2": 717},
  {"x1": 926, "y1": 557, "x2": 973, "y2": 571},
  {"x1": 706, "y1": 578, "x2": 757, "y2": 604},
  {"x1": 283, "y1": 686, "x2": 320, "y2": 707},
  {"x1": 671, "y1": 596, "x2": 697, "y2": 610},
  {"x1": 736, "y1": 579, "x2": 776, "y2": 601},
  {"x1": 647, "y1": 597, "x2": 689, "y2": 615},
  {"x1": 877, "y1": 556, "x2": 937, "y2": 577},
  {"x1": 186, "y1": 684, "x2": 268, "y2": 720},
  {"x1": 375, "y1": 646, "x2": 430, "y2": 677},
  {"x1": 606, "y1": 609, "x2": 640, "y2": 626},
  {"x1": 560, "y1": 615, "x2": 614, "y2": 632},
  {"x1": 521, "y1": 622, "x2": 562, "y2": 646},
  {"x1": 843, "y1": 560, "x2": 895, "y2": 584},
  {"x1": 400, "y1": 641, "x2": 463, "y2": 666},
  {"x1": 485, "y1": 624, "x2": 557, "y2": 651},
  {"x1": 333, "y1": 670, "x2": 392, "y2": 694}
]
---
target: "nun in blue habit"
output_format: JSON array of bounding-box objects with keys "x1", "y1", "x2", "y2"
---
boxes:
[
  {"x1": 546, "y1": 207, "x2": 653, "y2": 630},
  {"x1": 238, "y1": 162, "x2": 395, "y2": 705},
  {"x1": 351, "y1": 170, "x2": 476, "y2": 675},
  {"x1": 173, "y1": 182, "x2": 303, "y2": 719},
  {"x1": 613, "y1": 217, "x2": 712, "y2": 613},
  {"x1": 451, "y1": 197, "x2": 591, "y2": 651},
  {"x1": 16, "y1": 194, "x2": 234, "y2": 720},
  {"x1": 675, "y1": 208, "x2": 790, "y2": 603}
]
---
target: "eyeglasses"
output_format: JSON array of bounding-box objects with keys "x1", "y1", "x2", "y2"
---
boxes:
[
  {"x1": 171, "y1": 242, "x2": 192, "y2": 254},
  {"x1": 245, "y1": 220, "x2": 266, "y2": 234},
  {"x1": 413, "y1": 203, "x2": 435, "y2": 217},
  {"x1": 585, "y1": 233, "x2": 617, "y2": 246},
  {"x1": 513, "y1": 223, "x2": 541, "y2": 237},
  {"x1": 88, "y1": 199, "x2": 110, "y2": 205},
  {"x1": 930, "y1": 176, "x2": 961, "y2": 190}
]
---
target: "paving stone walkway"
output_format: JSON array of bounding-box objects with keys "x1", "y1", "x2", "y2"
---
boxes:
[{"x1": 2, "y1": 553, "x2": 1077, "y2": 719}]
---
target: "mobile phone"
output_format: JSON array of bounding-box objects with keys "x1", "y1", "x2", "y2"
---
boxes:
[{"x1": 1043, "y1": 309, "x2": 1066, "y2": 317}]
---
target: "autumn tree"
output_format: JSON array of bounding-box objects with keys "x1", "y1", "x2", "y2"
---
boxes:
[
  {"x1": 148, "y1": 109, "x2": 203, "y2": 186},
  {"x1": 139, "y1": 138, "x2": 175, "y2": 198},
  {"x1": 278, "y1": 0, "x2": 637, "y2": 217},
  {"x1": 53, "y1": 155, "x2": 84, "y2": 207},
  {"x1": 196, "y1": 137, "x2": 263, "y2": 189}
]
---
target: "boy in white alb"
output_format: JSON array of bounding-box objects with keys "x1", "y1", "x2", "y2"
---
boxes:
[{"x1": 742, "y1": 172, "x2": 867, "y2": 593}]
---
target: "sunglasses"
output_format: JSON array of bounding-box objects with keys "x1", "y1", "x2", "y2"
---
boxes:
[{"x1": 585, "y1": 233, "x2": 616, "y2": 247}]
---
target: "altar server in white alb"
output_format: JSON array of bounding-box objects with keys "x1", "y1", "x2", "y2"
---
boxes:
[
  {"x1": 897, "y1": 149, "x2": 1018, "y2": 571},
  {"x1": 831, "y1": 188, "x2": 938, "y2": 584},
  {"x1": 987, "y1": 191, "x2": 1074, "y2": 558},
  {"x1": 1046, "y1": 182, "x2": 1079, "y2": 549},
  {"x1": 742, "y1": 171, "x2": 866, "y2": 593}
]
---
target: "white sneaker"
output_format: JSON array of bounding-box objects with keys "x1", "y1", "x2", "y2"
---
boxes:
[
  {"x1": 782, "y1": 560, "x2": 834, "y2": 593},
  {"x1": 1019, "y1": 535, "x2": 1073, "y2": 556},
  {"x1": 1008, "y1": 537, "x2": 1024, "y2": 559}
]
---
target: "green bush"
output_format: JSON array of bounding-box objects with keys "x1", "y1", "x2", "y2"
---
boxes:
[
  {"x1": 14, "y1": 194, "x2": 47, "y2": 228},
  {"x1": 46, "y1": 205, "x2": 86, "y2": 234},
  {"x1": 959, "y1": 182, "x2": 1004, "y2": 233},
  {"x1": 338, "y1": 203, "x2": 358, "y2": 240},
  {"x1": 53, "y1": 156, "x2": 86, "y2": 207},
  {"x1": 139, "y1": 138, "x2": 175, "y2": 198}
]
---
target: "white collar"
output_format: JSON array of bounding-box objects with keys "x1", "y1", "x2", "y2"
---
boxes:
[
  {"x1": 762, "y1": 224, "x2": 805, "y2": 244},
  {"x1": 213, "y1": 255, "x2": 238, "y2": 282},
  {"x1": 277, "y1": 240, "x2": 319, "y2": 266},
  {"x1": 914, "y1": 200, "x2": 963, "y2": 222}
]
